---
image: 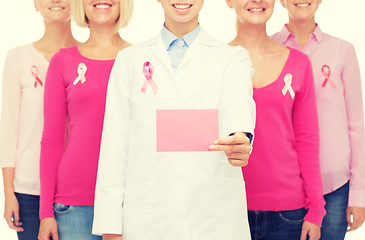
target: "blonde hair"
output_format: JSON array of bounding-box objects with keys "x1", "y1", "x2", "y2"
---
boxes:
[{"x1": 71, "y1": 0, "x2": 133, "y2": 29}]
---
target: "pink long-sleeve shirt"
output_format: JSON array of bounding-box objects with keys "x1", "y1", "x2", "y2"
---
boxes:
[
  {"x1": 272, "y1": 25, "x2": 365, "y2": 207},
  {"x1": 242, "y1": 48, "x2": 326, "y2": 226},
  {"x1": 0, "y1": 44, "x2": 48, "y2": 195},
  {"x1": 40, "y1": 46, "x2": 114, "y2": 219}
]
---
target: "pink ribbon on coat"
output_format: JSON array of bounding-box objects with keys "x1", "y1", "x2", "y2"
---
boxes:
[
  {"x1": 31, "y1": 66, "x2": 43, "y2": 88},
  {"x1": 321, "y1": 65, "x2": 337, "y2": 88},
  {"x1": 141, "y1": 62, "x2": 158, "y2": 95}
]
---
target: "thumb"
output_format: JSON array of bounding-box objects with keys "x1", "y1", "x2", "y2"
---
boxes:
[
  {"x1": 300, "y1": 227, "x2": 308, "y2": 240},
  {"x1": 346, "y1": 209, "x2": 353, "y2": 228}
]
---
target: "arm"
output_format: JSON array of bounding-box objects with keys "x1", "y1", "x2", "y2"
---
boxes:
[
  {"x1": 0, "y1": 50, "x2": 23, "y2": 231},
  {"x1": 341, "y1": 44, "x2": 365, "y2": 231},
  {"x1": 92, "y1": 52, "x2": 130, "y2": 235},
  {"x1": 2, "y1": 168, "x2": 23, "y2": 231},
  {"x1": 38, "y1": 52, "x2": 67, "y2": 240},
  {"x1": 209, "y1": 47, "x2": 256, "y2": 167},
  {"x1": 293, "y1": 57, "x2": 325, "y2": 234}
]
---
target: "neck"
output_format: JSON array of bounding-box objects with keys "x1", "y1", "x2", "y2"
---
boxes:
[
  {"x1": 37, "y1": 20, "x2": 77, "y2": 51},
  {"x1": 286, "y1": 18, "x2": 316, "y2": 48},
  {"x1": 165, "y1": 17, "x2": 199, "y2": 38},
  {"x1": 233, "y1": 21, "x2": 271, "y2": 55},
  {"x1": 85, "y1": 25, "x2": 122, "y2": 48}
]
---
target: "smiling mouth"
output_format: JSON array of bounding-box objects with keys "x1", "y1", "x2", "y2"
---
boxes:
[
  {"x1": 49, "y1": 6, "x2": 65, "y2": 11},
  {"x1": 248, "y1": 8, "x2": 265, "y2": 12},
  {"x1": 173, "y1": 4, "x2": 192, "y2": 10},
  {"x1": 94, "y1": 3, "x2": 112, "y2": 9},
  {"x1": 295, "y1": 3, "x2": 311, "y2": 7}
]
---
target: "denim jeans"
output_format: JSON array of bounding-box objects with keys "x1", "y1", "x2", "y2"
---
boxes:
[
  {"x1": 320, "y1": 181, "x2": 349, "y2": 240},
  {"x1": 15, "y1": 192, "x2": 40, "y2": 240},
  {"x1": 248, "y1": 207, "x2": 307, "y2": 240},
  {"x1": 54, "y1": 203, "x2": 101, "y2": 240}
]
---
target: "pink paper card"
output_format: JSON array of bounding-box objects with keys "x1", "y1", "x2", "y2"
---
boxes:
[{"x1": 156, "y1": 109, "x2": 219, "y2": 152}]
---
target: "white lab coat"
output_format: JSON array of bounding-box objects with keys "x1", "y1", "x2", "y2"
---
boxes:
[{"x1": 93, "y1": 29, "x2": 255, "y2": 240}]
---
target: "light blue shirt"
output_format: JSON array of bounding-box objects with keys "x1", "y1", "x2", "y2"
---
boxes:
[{"x1": 161, "y1": 24, "x2": 201, "y2": 71}]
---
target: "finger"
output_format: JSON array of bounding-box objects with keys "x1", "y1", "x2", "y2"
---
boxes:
[
  {"x1": 215, "y1": 134, "x2": 248, "y2": 145},
  {"x1": 300, "y1": 228, "x2": 308, "y2": 240},
  {"x1": 228, "y1": 159, "x2": 248, "y2": 167},
  {"x1": 348, "y1": 219, "x2": 362, "y2": 232},
  {"x1": 13, "y1": 208, "x2": 21, "y2": 227},
  {"x1": 210, "y1": 144, "x2": 250, "y2": 153},
  {"x1": 52, "y1": 229, "x2": 59, "y2": 240},
  {"x1": 346, "y1": 210, "x2": 353, "y2": 231}
]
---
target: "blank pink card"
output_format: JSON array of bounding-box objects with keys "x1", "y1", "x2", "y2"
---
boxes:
[{"x1": 156, "y1": 109, "x2": 219, "y2": 152}]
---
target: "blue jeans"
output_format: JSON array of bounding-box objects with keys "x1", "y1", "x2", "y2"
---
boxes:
[
  {"x1": 54, "y1": 203, "x2": 101, "y2": 240},
  {"x1": 248, "y1": 208, "x2": 307, "y2": 240},
  {"x1": 320, "y1": 182, "x2": 349, "y2": 240},
  {"x1": 15, "y1": 192, "x2": 40, "y2": 240}
]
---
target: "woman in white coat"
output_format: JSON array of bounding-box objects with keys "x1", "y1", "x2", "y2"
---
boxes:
[{"x1": 92, "y1": 1, "x2": 256, "y2": 240}]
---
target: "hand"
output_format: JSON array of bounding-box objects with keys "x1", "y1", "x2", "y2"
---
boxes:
[
  {"x1": 209, "y1": 132, "x2": 251, "y2": 167},
  {"x1": 346, "y1": 206, "x2": 365, "y2": 232},
  {"x1": 3, "y1": 192, "x2": 23, "y2": 231},
  {"x1": 300, "y1": 221, "x2": 321, "y2": 240},
  {"x1": 103, "y1": 234, "x2": 123, "y2": 240},
  {"x1": 38, "y1": 217, "x2": 59, "y2": 240}
]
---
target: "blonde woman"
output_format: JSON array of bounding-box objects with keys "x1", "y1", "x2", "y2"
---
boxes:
[
  {"x1": 38, "y1": 1, "x2": 133, "y2": 239},
  {"x1": 0, "y1": 0, "x2": 78, "y2": 239}
]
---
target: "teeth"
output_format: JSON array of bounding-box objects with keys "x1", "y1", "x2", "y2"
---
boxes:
[
  {"x1": 295, "y1": 3, "x2": 310, "y2": 7},
  {"x1": 49, "y1": 7, "x2": 63, "y2": 10},
  {"x1": 248, "y1": 8, "x2": 265, "y2": 12},
  {"x1": 174, "y1": 4, "x2": 191, "y2": 9},
  {"x1": 95, "y1": 3, "x2": 111, "y2": 9}
]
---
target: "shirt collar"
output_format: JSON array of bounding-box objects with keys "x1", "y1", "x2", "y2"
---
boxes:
[
  {"x1": 161, "y1": 24, "x2": 201, "y2": 50},
  {"x1": 278, "y1": 24, "x2": 324, "y2": 44}
]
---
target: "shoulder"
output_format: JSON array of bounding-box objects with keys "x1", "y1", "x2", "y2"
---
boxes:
[
  {"x1": 321, "y1": 32, "x2": 355, "y2": 52},
  {"x1": 49, "y1": 45, "x2": 79, "y2": 65},
  {"x1": 288, "y1": 48, "x2": 311, "y2": 65},
  {"x1": 6, "y1": 43, "x2": 35, "y2": 61}
]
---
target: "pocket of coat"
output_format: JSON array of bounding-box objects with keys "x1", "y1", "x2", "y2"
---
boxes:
[
  {"x1": 278, "y1": 207, "x2": 307, "y2": 224},
  {"x1": 53, "y1": 203, "x2": 73, "y2": 214}
]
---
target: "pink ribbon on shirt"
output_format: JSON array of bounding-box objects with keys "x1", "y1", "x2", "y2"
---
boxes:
[
  {"x1": 141, "y1": 62, "x2": 158, "y2": 95},
  {"x1": 31, "y1": 66, "x2": 43, "y2": 88},
  {"x1": 282, "y1": 73, "x2": 295, "y2": 99},
  {"x1": 321, "y1": 65, "x2": 337, "y2": 88},
  {"x1": 73, "y1": 63, "x2": 87, "y2": 85}
]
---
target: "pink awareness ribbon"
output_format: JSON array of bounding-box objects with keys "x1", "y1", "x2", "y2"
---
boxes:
[
  {"x1": 141, "y1": 62, "x2": 158, "y2": 95},
  {"x1": 31, "y1": 66, "x2": 43, "y2": 88},
  {"x1": 321, "y1": 65, "x2": 337, "y2": 88},
  {"x1": 282, "y1": 73, "x2": 295, "y2": 99},
  {"x1": 73, "y1": 63, "x2": 87, "y2": 85}
]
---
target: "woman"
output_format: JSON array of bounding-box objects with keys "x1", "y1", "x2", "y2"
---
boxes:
[
  {"x1": 0, "y1": 0, "x2": 78, "y2": 239},
  {"x1": 272, "y1": 0, "x2": 365, "y2": 239},
  {"x1": 37, "y1": 0, "x2": 133, "y2": 239},
  {"x1": 225, "y1": 0, "x2": 326, "y2": 239}
]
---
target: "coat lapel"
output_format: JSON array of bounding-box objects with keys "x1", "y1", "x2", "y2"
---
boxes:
[
  {"x1": 178, "y1": 29, "x2": 222, "y2": 71},
  {"x1": 149, "y1": 32, "x2": 175, "y2": 77}
]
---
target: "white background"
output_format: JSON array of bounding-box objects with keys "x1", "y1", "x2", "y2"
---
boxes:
[{"x1": 0, "y1": 0, "x2": 364, "y2": 239}]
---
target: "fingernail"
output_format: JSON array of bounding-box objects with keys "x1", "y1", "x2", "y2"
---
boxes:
[
  {"x1": 214, "y1": 140, "x2": 219, "y2": 144},
  {"x1": 209, "y1": 145, "x2": 214, "y2": 150}
]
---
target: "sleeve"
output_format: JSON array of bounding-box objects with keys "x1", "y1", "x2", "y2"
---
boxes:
[
  {"x1": 39, "y1": 51, "x2": 68, "y2": 219},
  {"x1": 342, "y1": 44, "x2": 365, "y2": 207},
  {"x1": 0, "y1": 50, "x2": 21, "y2": 168},
  {"x1": 219, "y1": 47, "x2": 256, "y2": 139},
  {"x1": 92, "y1": 51, "x2": 131, "y2": 235},
  {"x1": 293, "y1": 56, "x2": 326, "y2": 226}
]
